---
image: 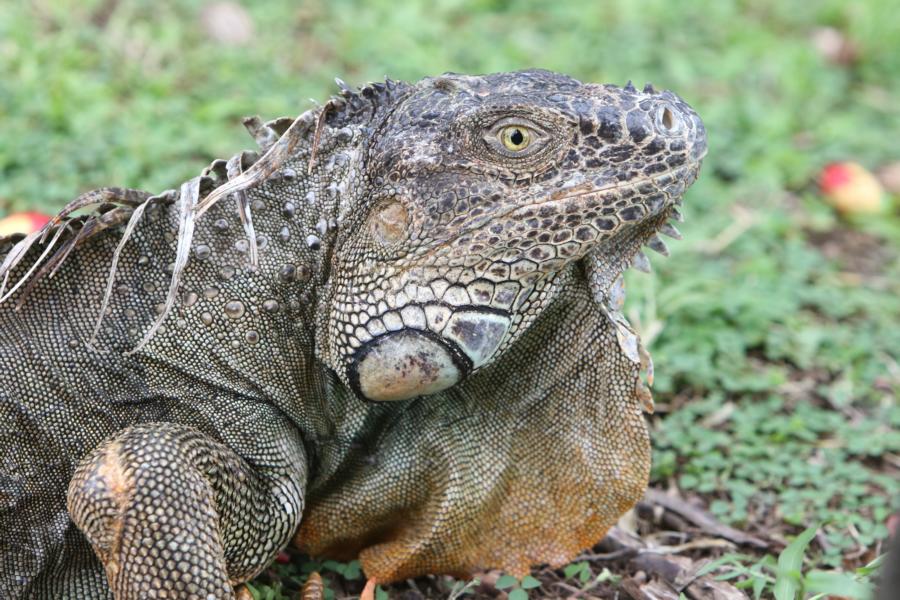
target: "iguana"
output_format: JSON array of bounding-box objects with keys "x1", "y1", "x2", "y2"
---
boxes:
[{"x1": 0, "y1": 69, "x2": 706, "y2": 599}]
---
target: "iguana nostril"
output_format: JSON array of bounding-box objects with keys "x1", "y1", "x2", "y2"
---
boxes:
[
  {"x1": 368, "y1": 199, "x2": 409, "y2": 246},
  {"x1": 656, "y1": 105, "x2": 679, "y2": 134},
  {"x1": 662, "y1": 107, "x2": 674, "y2": 130}
]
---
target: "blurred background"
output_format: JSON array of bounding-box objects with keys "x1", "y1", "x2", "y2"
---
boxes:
[{"x1": 1, "y1": 0, "x2": 897, "y2": 597}]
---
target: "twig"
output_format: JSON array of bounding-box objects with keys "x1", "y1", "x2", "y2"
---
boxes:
[
  {"x1": 578, "y1": 548, "x2": 637, "y2": 562},
  {"x1": 641, "y1": 489, "x2": 769, "y2": 549},
  {"x1": 643, "y1": 538, "x2": 736, "y2": 555},
  {"x1": 845, "y1": 522, "x2": 869, "y2": 560},
  {"x1": 553, "y1": 579, "x2": 604, "y2": 599},
  {"x1": 694, "y1": 205, "x2": 757, "y2": 255}
]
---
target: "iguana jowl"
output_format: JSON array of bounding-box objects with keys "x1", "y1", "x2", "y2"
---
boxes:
[{"x1": 0, "y1": 69, "x2": 706, "y2": 598}]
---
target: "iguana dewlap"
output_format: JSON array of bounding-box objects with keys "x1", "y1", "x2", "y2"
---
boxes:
[{"x1": 0, "y1": 70, "x2": 706, "y2": 598}]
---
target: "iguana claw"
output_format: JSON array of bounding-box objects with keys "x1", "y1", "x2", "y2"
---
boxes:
[
  {"x1": 236, "y1": 585, "x2": 254, "y2": 600},
  {"x1": 300, "y1": 572, "x2": 325, "y2": 600},
  {"x1": 360, "y1": 577, "x2": 377, "y2": 600}
]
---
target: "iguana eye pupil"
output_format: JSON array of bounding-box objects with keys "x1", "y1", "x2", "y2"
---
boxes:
[{"x1": 500, "y1": 125, "x2": 531, "y2": 151}]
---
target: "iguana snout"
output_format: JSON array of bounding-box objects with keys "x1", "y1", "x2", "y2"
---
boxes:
[{"x1": 324, "y1": 70, "x2": 706, "y2": 401}]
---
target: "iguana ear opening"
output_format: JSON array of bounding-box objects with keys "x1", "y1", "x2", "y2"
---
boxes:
[{"x1": 368, "y1": 199, "x2": 409, "y2": 247}]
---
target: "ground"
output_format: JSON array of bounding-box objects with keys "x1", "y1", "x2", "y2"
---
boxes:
[{"x1": 0, "y1": 1, "x2": 897, "y2": 598}]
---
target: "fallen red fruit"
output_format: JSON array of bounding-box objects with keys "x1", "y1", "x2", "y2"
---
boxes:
[
  {"x1": 0, "y1": 211, "x2": 51, "y2": 237},
  {"x1": 818, "y1": 161, "x2": 885, "y2": 215}
]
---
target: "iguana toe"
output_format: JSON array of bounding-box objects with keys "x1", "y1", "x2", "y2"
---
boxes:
[
  {"x1": 300, "y1": 572, "x2": 325, "y2": 600},
  {"x1": 235, "y1": 584, "x2": 254, "y2": 600}
]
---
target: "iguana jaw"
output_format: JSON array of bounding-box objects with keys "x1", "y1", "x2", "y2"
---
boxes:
[
  {"x1": 579, "y1": 161, "x2": 702, "y2": 288},
  {"x1": 344, "y1": 172, "x2": 699, "y2": 403}
]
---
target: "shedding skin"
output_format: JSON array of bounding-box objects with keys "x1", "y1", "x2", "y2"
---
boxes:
[
  {"x1": 0, "y1": 223, "x2": 69, "y2": 304},
  {"x1": 125, "y1": 178, "x2": 199, "y2": 355},
  {"x1": 0, "y1": 70, "x2": 705, "y2": 598},
  {"x1": 90, "y1": 202, "x2": 150, "y2": 345},
  {"x1": 228, "y1": 154, "x2": 261, "y2": 270}
]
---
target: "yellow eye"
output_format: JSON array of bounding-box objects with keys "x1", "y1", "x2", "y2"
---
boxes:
[{"x1": 499, "y1": 125, "x2": 532, "y2": 151}]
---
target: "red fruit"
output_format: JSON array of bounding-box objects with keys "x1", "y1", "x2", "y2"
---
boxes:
[
  {"x1": 818, "y1": 162, "x2": 885, "y2": 215},
  {"x1": 0, "y1": 212, "x2": 51, "y2": 237},
  {"x1": 819, "y1": 163, "x2": 853, "y2": 190}
]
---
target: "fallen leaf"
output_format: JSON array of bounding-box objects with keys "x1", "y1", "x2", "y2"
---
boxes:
[
  {"x1": 200, "y1": 1, "x2": 254, "y2": 46},
  {"x1": 811, "y1": 27, "x2": 859, "y2": 66}
]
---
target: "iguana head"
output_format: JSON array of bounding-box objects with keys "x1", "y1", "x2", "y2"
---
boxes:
[{"x1": 324, "y1": 69, "x2": 706, "y2": 401}]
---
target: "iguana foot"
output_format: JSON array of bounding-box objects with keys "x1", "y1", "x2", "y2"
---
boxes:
[
  {"x1": 67, "y1": 422, "x2": 307, "y2": 599},
  {"x1": 300, "y1": 572, "x2": 325, "y2": 600}
]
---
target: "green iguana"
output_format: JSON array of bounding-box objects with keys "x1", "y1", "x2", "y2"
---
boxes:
[{"x1": 0, "y1": 69, "x2": 706, "y2": 599}]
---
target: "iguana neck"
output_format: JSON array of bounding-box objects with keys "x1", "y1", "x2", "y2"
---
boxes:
[{"x1": 120, "y1": 82, "x2": 413, "y2": 405}]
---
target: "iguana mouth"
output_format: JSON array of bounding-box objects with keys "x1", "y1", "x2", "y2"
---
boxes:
[
  {"x1": 414, "y1": 163, "x2": 701, "y2": 273},
  {"x1": 509, "y1": 162, "x2": 700, "y2": 218},
  {"x1": 465, "y1": 162, "x2": 702, "y2": 281}
]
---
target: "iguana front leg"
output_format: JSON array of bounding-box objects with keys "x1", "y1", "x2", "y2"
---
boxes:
[{"x1": 67, "y1": 422, "x2": 306, "y2": 599}]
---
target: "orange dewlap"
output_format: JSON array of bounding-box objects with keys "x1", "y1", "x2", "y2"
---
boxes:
[{"x1": 294, "y1": 280, "x2": 652, "y2": 582}]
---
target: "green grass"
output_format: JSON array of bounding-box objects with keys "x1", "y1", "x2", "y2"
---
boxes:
[{"x1": 2, "y1": 0, "x2": 898, "y2": 597}]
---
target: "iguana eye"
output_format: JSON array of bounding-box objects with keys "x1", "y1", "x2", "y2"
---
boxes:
[
  {"x1": 499, "y1": 125, "x2": 532, "y2": 152},
  {"x1": 483, "y1": 117, "x2": 547, "y2": 159}
]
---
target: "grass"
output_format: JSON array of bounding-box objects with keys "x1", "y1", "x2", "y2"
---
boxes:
[{"x1": 2, "y1": 0, "x2": 898, "y2": 597}]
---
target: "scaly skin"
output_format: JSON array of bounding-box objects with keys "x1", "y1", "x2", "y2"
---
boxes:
[{"x1": 0, "y1": 70, "x2": 706, "y2": 598}]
